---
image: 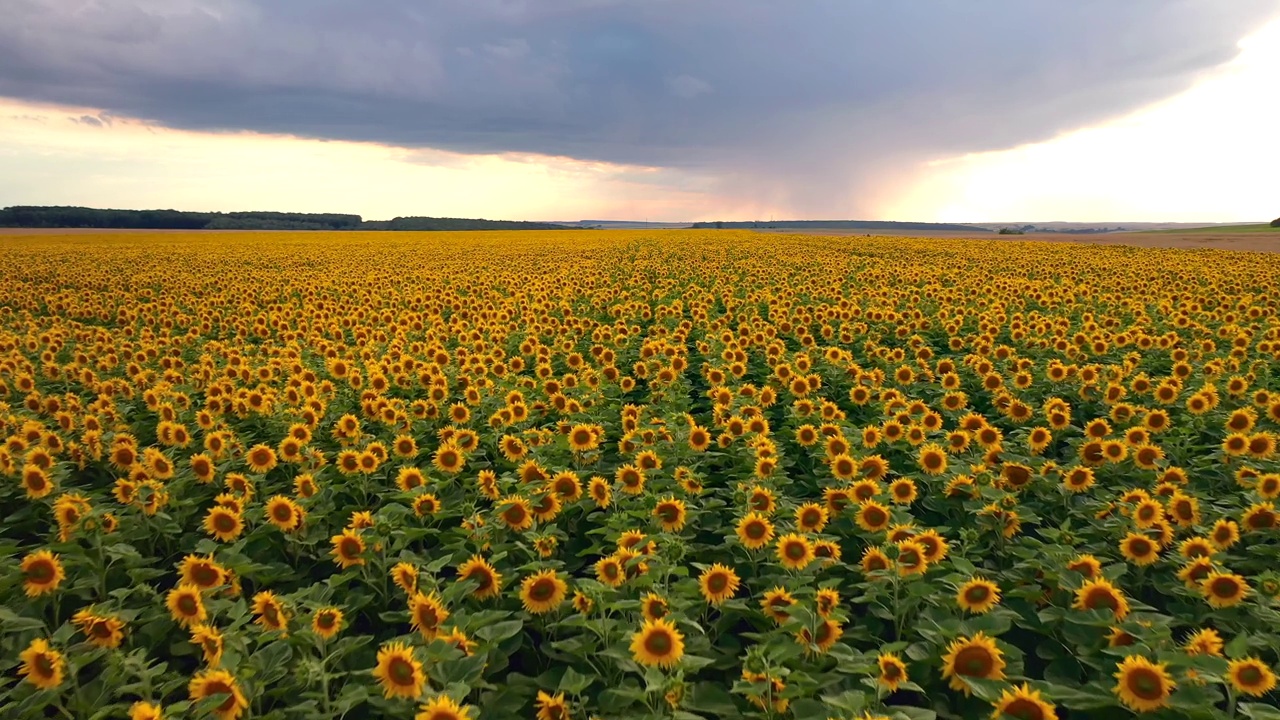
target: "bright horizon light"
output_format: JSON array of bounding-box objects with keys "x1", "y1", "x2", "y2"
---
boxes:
[{"x1": 884, "y1": 15, "x2": 1280, "y2": 224}]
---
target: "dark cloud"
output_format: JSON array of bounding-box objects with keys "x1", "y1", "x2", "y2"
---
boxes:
[{"x1": 2, "y1": 0, "x2": 1276, "y2": 215}]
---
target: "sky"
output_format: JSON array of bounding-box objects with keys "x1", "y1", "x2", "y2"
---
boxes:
[{"x1": 2, "y1": 1, "x2": 1278, "y2": 223}]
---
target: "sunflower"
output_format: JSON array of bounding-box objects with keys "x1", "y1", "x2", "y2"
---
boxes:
[
  {"x1": 379, "y1": 565, "x2": 415, "y2": 598},
  {"x1": 631, "y1": 617, "x2": 685, "y2": 668},
  {"x1": 548, "y1": 471, "x2": 583, "y2": 503},
  {"x1": 568, "y1": 424, "x2": 599, "y2": 452},
  {"x1": 167, "y1": 583, "x2": 208, "y2": 627},
  {"x1": 1061, "y1": 465, "x2": 1095, "y2": 493},
  {"x1": 889, "y1": 525, "x2": 919, "y2": 544},
  {"x1": 408, "y1": 591, "x2": 449, "y2": 639},
  {"x1": 800, "y1": 588, "x2": 834, "y2": 619},
  {"x1": 856, "y1": 500, "x2": 892, "y2": 533},
  {"x1": 18, "y1": 638, "x2": 65, "y2": 690},
  {"x1": 203, "y1": 506, "x2": 244, "y2": 543},
  {"x1": 776, "y1": 533, "x2": 815, "y2": 570},
  {"x1": 252, "y1": 591, "x2": 289, "y2": 633},
  {"x1": 654, "y1": 496, "x2": 688, "y2": 532},
  {"x1": 877, "y1": 652, "x2": 908, "y2": 691},
  {"x1": 1259, "y1": 473, "x2": 1280, "y2": 500},
  {"x1": 1178, "y1": 537, "x2": 1215, "y2": 559},
  {"x1": 534, "y1": 691, "x2": 570, "y2": 720},
  {"x1": 640, "y1": 592, "x2": 669, "y2": 622},
  {"x1": 530, "y1": 492, "x2": 562, "y2": 523},
  {"x1": 616, "y1": 464, "x2": 646, "y2": 495},
  {"x1": 330, "y1": 529, "x2": 366, "y2": 569},
  {"x1": 311, "y1": 602, "x2": 343, "y2": 635},
  {"x1": 1223, "y1": 433, "x2": 1251, "y2": 456},
  {"x1": 443, "y1": 558, "x2": 495, "y2": 603},
  {"x1": 224, "y1": 472, "x2": 254, "y2": 499},
  {"x1": 889, "y1": 479, "x2": 919, "y2": 505},
  {"x1": 21, "y1": 549, "x2": 65, "y2": 597},
  {"x1": 990, "y1": 683, "x2": 1058, "y2": 720},
  {"x1": 942, "y1": 632, "x2": 1007, "y2": 694},
  {"x1": 1243, "y1": 502, "x2": 1278, "y2": 530},
  {"x1": 294, "y1": 474, "x2": 319, "y2": 498},
  {"x1": 189, "y1": 669, "x2": 249, "y2": 720},
  {"x1": 760, "y1": 586, "x2": 797, "y2": 623},
  {"x1": 594, "y1": 555, "x2": 626, "y2": 587},
  {"x1": 244, "y1": 443, "x2": 277, "y2": 474},
  {"x1": 850, "y1": 479, "x2": 880, "y2": 502},
  {"x1": 895, "y1": 540, "x2": 929, "y2": 576},
  {"x1": 810, "y1": 540, "x2": 840, "y2": 565},
  {"x1": 1112, "y1": 655, "x2": 1175, "y2": 713},
  {"x1": 914, "y1": 529, "x2": 949, "y2": 563},
  {"x1": 497, "y1": 495, "x2": 535, "y2": 531},
  {"x1": 397, "y1": 467, "x2": 427, "y2": 492},
  {"x1": 416, "y1": 694, "x2": 474, "y2": 720},
  {"x1": 432, "y1": 442, "x2": 465, "y2": 474},
  {"x1": 372, "y1": 642, "x2": 425, "y2": 700},
  {"x1": 572, "y1": 590, "x2": 595, "y2": 615},
  {"x1": 1227, "y1": 657, "x2": 1277, "y2": 697},
  {"x1": 1177, "y1": 557, "x2": 1215, "y2": 589},
  {"x1": 191, "y1": 624, "x2": 224, "y2": 666},
  {"x1": 1183, "y1": 628, "x2": 1224, "y2": 657},
  {"x1": 1201, "y1": 571, "x2": 1249, "y2": 608},
  {"x1": 736, "y1": 512, "x2": 775, "y2": 550},
  {"x1": 797, "y1": 618, "x2": 843, "y2": 655},
  {"x1": 264, "y1": 495, "x2": 303, "y2": 531},
  {"x1": 861, "y1": 546, "x2": 892, "y2": 575},
  {"x1": 1168, "y1": 492, "x2": 1201, "y2": 526},
  {"x1": 1026, "y1": 427, "x2": 1054, "y2": 455},
  {"x1": 413, "y1": 493, "x2": 442, "y2": 517},
  {"x1": 1107, "y1": 626, "x2": 1138, "y2": 648},
  {"x1": 917, "y1": 443, "x2": 948, "y2": 475},
  {"x1": 129, "y1": 701, "x2": 164, "y2": 720},
  {"x1": 698, "y1": 563, "x2": 741, "y2": 605},
  {"x1": 72, "y1": 607, "x2": 126, "y2": 648},
  {"x1": 588, "y1": 477, "x2": 612, "y2": 508},
  {"x1": 520, "y1": 569, "x2": 568, "y2": 614},
  {"x1": 859, "y1": 454, "x2": 890, "y2": 482},
  {"x1": 1073, "y1": 577, "x2": 1130, "y2": 620},
  {"x1": 1132, "y1": 500, "x2": 1165, "y2": 528},
  {"x1": 957, "y1": 577, "x2": 1001, "y2": 614},
  {"x1": 795, "y1": 502, "x2": 829, "y2": 532},
  {"x1": 687, "y1": 425, "x2": 712, "y2": 452},
  {"x1": 392, "y1": 434, "x2": 418, "y2": 459},
  {"x1": 747, "y1": 485, "x2": 777, "y2": 514},
  {"x1": 1119, "y1": 533, "x2": 1160, "y2": 566},
  {"x1": 335, "y1": 450, "x2": 361, "y2": 475},
  {"x1": 1208, "y1": 519, "x2": 1240, "y2": 550}
]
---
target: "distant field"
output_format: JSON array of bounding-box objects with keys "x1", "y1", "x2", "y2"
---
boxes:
[{"x1": 1143, "y1": 223, "x2": 1279, "y2": 234}]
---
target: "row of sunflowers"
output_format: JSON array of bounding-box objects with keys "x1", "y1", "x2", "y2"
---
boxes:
[{"x1": 1, "y1": 229, "x2": 1279, "y2": 719}]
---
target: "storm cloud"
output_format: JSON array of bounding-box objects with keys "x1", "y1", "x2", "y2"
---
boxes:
[{"x1": 2, "y1": 0, "x2": 1276, "y2": 215}]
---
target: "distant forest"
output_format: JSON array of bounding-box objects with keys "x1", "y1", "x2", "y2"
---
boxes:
[
  {"x1": 0, "y1": 206, "x2": 573, "y2": 231},
  {"x1": 690, "y1": 219, "x2": 990, "y2": 232}
]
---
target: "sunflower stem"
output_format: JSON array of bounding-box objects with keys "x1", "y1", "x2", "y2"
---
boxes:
[
  {"x1": 891, "y1": 573, "x2": 903, "y2": 642},
  {"x1": 317, "y1": 640, "x2": 333, "y2": 718}
]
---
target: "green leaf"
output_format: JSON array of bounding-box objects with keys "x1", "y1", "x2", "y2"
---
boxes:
[
  {"x1": 1240, "y1": 703, "x2": 1280, "y2": 720},
  {"x1": 960, "y1": 677, "x2": 1007, "y2": 703},
  {"x1": 788, "y1": 699, "x2": 827, "y2": 718},
  {"x1": 477, "y1": 620, "x2": 524, "y2": 643},
  {"x1": 888, "y1": 706, "x2": 937, "y2": 720},
  {"x1": 558, "y1": 667, "x2": 592, "y2": 695},
  {"x1": 684, "y1": 682, "x2": 739, "y2": 716},
  {"x1": 1225, "y1": 632, "x2": 1250, "y2": 659}
]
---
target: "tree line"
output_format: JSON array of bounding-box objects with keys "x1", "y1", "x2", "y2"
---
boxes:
[{"x1": 0, "y1": 206, "x2": 573, "y2": 231}]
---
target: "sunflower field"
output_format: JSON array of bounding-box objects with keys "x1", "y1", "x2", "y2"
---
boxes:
[{"x1": 2, "y1": 230, "x2": 1279, "y2": 720}]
